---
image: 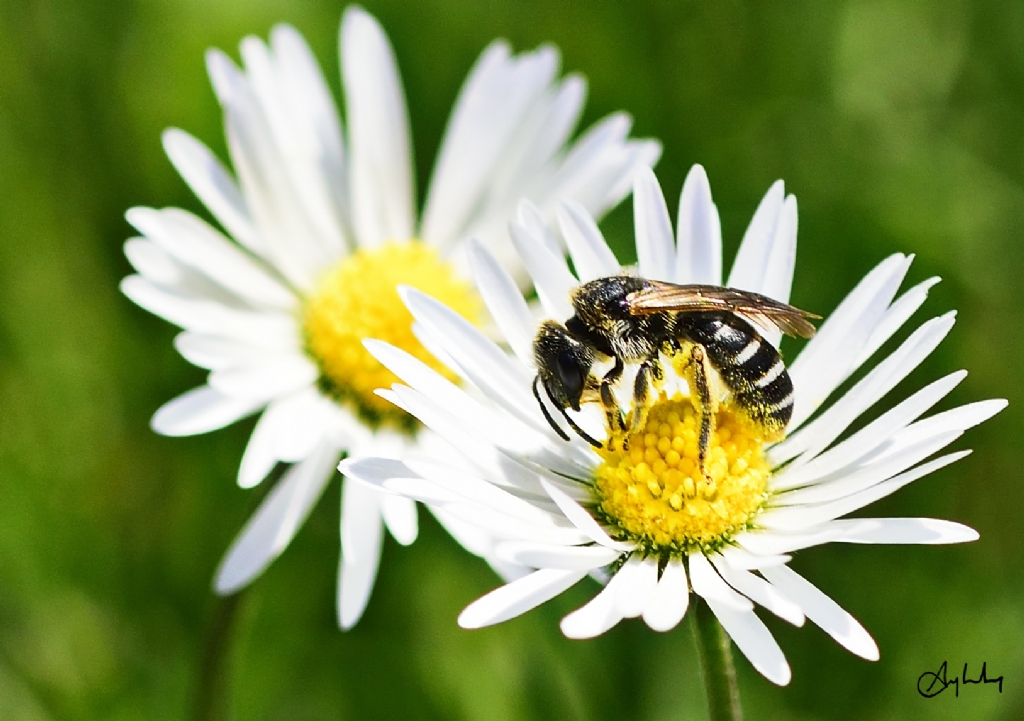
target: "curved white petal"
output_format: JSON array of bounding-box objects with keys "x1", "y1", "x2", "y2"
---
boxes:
[
  {"x1": 614, "y1": 555, "x2": 659, "y2": 618},
  {"x1": 238, "y1": 386, "x2": 324, "y2": 488},
  {"x1": 675, "y1": 164, "x2": 722, "y2": 285},
  {"x1": 560, "y1": 572, "x2": 626, "y2": 639},
  {"x1": 727, "y1": 180, "x2": 784, "y2": 292},
  {"x1": 688, "y1": 552, "x2": 753, "y2": 611},
  {"x1": 706, "y1": 599, "x2": 792, "y2": 686},
  {"x1": 341, "y1": 6, "x2": 414, "y2": 247},
  {"x1": 557, "y1": 201, "x2": 619, "y2": 283},
  {"x1": 208, "y1": 354, "x2": 318, "y2": 402},
  {"x1": 459, "y1": 568, "x2": 588, "y2": 629},
  {"x1": 126, "y1": 207, "x2": 295, "y2": 309},
  {"x1": 495, "y1": 541, "x2": 620, "y2": 571},
  {"x1": 760, "y1": 565, "x2": 879, "y2": 661},
  {"x1": 642, "y1": 558, "x2": 689, "y2": 632},
  {"x1": 509, "y1": 217, "x2": 576, "y2": 320},
  {"x1": 827, "y1": 517, "x2": 979, "y2": 544},
  {"x1": 785, "y1": 253, "x2": 913, "y2": 431},
  {"x1": 466, "y1": 239, "x2": 537, "y2": 363},
  {"x1": 162, "y1": 128, "x2": 263, "y2": 255},
  {"x1": 215, "y1": 443, "x2": 339, "y2": 594},
  {"x1": 713, "y1": 558, "x2": 804, "y2": 626},
  {"x1": 151, "y1": 385, "x2": 262, "y2": 437},
  {"x1": 633, "y1": 167, "x2": 675, "y2": 282},
  {"x1": 337, "y1": 509, "x2": 383, "y2": 629},
  {"x1": 381, "y1": 493, "x2": 418, "y2": 546}
]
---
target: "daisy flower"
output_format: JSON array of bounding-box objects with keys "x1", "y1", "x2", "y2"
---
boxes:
[
  {"x1": 121, "y1": 6, "x2": 660, "y2": 627},
  {"x1": 341, "y1": 164, "x2": 1004, "y2": 685}
]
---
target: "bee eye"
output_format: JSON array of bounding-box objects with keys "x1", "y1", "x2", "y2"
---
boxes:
[{"x1": 556, "y1": 352, "x2": 585, "y2": 399}]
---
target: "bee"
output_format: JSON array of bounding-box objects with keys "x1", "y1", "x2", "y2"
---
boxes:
[{"x1": 531, "y1": 275, "x2": 818, "y2": 475}]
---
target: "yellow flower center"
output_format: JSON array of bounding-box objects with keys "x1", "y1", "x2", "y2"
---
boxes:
[
  {"x1": 593, "y1": 395, "x2": 771, "y2": 556},
  {"x1": 303, "y1": 241, "x2": 480, "y2": 430}
]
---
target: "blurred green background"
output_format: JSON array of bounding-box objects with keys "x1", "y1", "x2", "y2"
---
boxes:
[{"x1": 1, "y1": 0, "x2": 1023, "y2": 719}]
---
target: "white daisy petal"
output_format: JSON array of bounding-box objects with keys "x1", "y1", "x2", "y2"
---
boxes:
[
  {"x1": 121, "y1": 275, "x2": 298, "y2": 346},
  {"x1": 774, "y1": 311, "x2": 956, "y2": 468},
  {"x1": 557, "y1": 201, "x2": 620, "y2": 282},
  {"x1": 161, "y1": 128, "x2": 263, "y2": 255},
  {"x1": 675, "y1": 164, "x2": 722, "y2": 285},
  {"x1": 561, "y1": 572, "x2": 627, "y2": 639},
  {"x1": 459, "y1": 568, "x2": 589, "y2": 629},
  {"x1": 642, "y1": 559, "x2": 689, "y2": 632},
  {"x1": 633, "y1": 167, "x2": 675, "y2": 282},
  {"x1": 828, "y1": 517, "x2": 979, "y2": 544},
  {"x1": 540, "y1": 479, "x2": 631, "y2": 551},
  {"x1": 854, "y1": 277, "x2": 941, "y2": 369},
  {"x1": 614, "y1": 555, "x2": 659, "y2": 618},
  {"x1": 126, "y1": 207, "x2": 296, "y2": 309},
  {"x1": 761, "y1": 451, "x2": 971, "y2": 530},
  {"x1": 174, "y1": 332, "x2": 280, "y2": 370},
  {"x1": 495, "y1": 541, "x2": 620, "y2": 571},
  {"x1": 733, "y1": 523, "x2": 870, "y2": 556},
  {"x1": 215, "y1": 443, "x2": 339, "y2": 594},
  {"x1": 760, "y1": 194, "x2": 798, "y2": 306},
  {"x1": 381, "y1": 493, "x2": 418, "y2": 546},
  {"x1": 208, "y1": 354, "x2": 318, "y2": 403},
  {"x1": 466, "y1": 239, "x2": 537, "y2": 363},
  {"x1": 238, "y1": 387, "x2": 323, "y2": 488},
  {"x1": 873, "y1": 399, "x2": 1006, "y2": 458},
  {"x1": 151, "y1": 385, "x2": 262, "y2": 437},
  {"x1": 717, "y1": 546, "x2": 792, "y2": 570},
  {"x1": 272, "y1": 390, "x2": 335, "y2": 463},
  {"x1": 727, "y1": 180, "x2": 784, "y2": 292},
  {"x1": 760, "y1": 565, "x2": 879, "y2": 660},
  {"x1": 705, "y1": 599, "x2": 792, "y2": 686},
  {"x1": 341, "y1": 469, "x2": 386, "y2": 568},
  {"x1": 771, "y1": 371, "x2": 966, "y2": 491},
  {"x1": 688, "y1": 552, "x2": 753, "y2": 611},
  {"x1": 772, "y1": 430, "x2": 963, "y2": 507},
  {"x1": 124, "y1": 238, "x2": 182, "y2": 285},
  {"x1": 342, "y1": 6, "x2": 414, "y2": 246},
  {"x1": 785, "y1": 253, "x2": 913, "y2": 431},
  {"x1": 509, "y1": 218, "x2": 577, "y2": 320},
  {"x1": 338, "y1": 499, "x2": 383, "y2": 630},
  {"x1": 713, "y1": 558, "x2": 804, "y2": 626}
]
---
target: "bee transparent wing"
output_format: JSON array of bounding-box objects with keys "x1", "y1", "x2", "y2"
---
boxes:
[{"x1": 626, "y1": 281, "x2": 819, "y2": 338}]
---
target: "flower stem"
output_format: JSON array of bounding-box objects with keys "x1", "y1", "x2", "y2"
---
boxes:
[
  {"x1": 690, "y1": 597, "x2": 743, "y2": 721},
  {"x1": 192, "y1": 589, "x2": 246, "y2": 721}
]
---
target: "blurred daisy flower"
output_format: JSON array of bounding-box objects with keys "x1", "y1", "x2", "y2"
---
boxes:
[
  {"x1": 121, "y1": 6, "x2": 660, "y2": 627},
  {"x1": 342, "y1": 165, "x2": 1004, "y2": 684}
]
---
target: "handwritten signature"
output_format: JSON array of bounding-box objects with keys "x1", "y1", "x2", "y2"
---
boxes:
[{"x1": 918, "y1": 661, "x2": 1004, "y2": 698}]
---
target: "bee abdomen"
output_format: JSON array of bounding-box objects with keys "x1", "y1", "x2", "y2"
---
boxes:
[{"x1": 701, "y1": 319, "x2": 795, "y2": 437}]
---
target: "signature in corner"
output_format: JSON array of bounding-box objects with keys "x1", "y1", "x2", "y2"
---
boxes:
[{"x1": 918, "y1": 661, "x2": 1004, "y2": 698}]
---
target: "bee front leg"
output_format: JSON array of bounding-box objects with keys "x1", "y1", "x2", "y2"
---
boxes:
[
  {"x1": 600, "y1": 357, "x2": 626, "y2": 432},
  {"x1": 687, "y1": 345, "x2": 714, "y2": 481},
  {"x1": 629, "y1": 355, "x2": 664, "y2": 433}
]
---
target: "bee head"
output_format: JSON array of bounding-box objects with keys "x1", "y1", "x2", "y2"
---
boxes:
[{"x1": 533, "y1": 320, "x2": 595, "y2": 411}]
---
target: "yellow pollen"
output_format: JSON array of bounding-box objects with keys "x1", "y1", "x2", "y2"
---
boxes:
[
  {"x1": 303, "y1": 241, "x2": 480, "y2": 429},
  {"x1": 593, "y1": 396, "x2": 771, "y2": 555}
]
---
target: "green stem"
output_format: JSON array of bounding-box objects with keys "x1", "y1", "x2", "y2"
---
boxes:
[
  {"x1": 690, "y1": 597, "x2": 743, "y2": 721},
  {"x1": 192, "y1": 589, "x2": 246, "y2": 721}
]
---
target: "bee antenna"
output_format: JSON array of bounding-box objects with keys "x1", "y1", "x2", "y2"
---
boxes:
[
  {"x1": 557, "y1": 405, "x2": 603, "y2": 449},
  {"x1": 533, "y1": 375, "x2": 571, "y2": 441}
]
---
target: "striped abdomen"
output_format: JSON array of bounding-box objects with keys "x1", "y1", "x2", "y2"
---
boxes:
[{"x1": 677, "y1": 312, "x2": 794, "y2": 439}]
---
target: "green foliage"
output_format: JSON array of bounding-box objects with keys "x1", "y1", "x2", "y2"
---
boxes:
[{"x1": 1, "y1": 0, "x2": 1022, "y2": 718}]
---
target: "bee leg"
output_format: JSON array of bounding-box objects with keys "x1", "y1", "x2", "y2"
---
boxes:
[
  {"x1": 687, "y1": 345, "x2": 714, "y2": 480},
  {"x1": 600, "y1": 357, "x2": 626, "y2": 432},
  {"x1": 629, "y1": 356, "x2": 663, "y2": 433}
]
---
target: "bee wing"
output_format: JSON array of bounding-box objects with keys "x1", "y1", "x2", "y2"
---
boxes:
[{"x1": 626, "y1": 281, "x2": 819, "y2": 338}]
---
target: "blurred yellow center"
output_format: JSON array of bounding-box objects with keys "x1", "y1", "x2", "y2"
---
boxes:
[
  {"x1": 593, "y1": 396, "x2": 770, "y2": 555},
  {"x1": 303, "y1": 241, "x2": 480, "y2": 429}
]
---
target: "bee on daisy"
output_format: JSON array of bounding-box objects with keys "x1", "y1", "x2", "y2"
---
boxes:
[
  {"x1": 121, "y1": 6, "x2": 659, "y2": 628},
  {"x1": 342, "y1": 164, "x2": 1004, "y2": 686}
]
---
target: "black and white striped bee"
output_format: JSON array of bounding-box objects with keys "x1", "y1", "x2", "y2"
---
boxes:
[{"x1": 532, "y1": 275, "x2": 819, "y2": 474}]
